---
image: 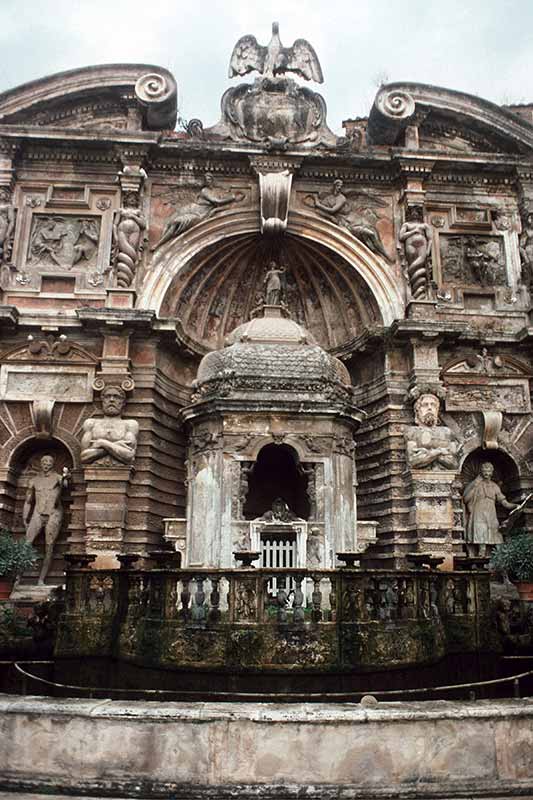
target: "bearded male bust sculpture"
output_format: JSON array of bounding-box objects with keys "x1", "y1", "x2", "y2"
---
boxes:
[
  {"x1": 81, "y1": 385, "x2": 139, "y2": 466},
  {"x1": 405, "y1": 393, "x2": 459, "y2": 470}
]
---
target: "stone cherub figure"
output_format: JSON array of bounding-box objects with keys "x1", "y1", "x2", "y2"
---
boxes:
[
  {"x1": 463, "y1": 462, "x2": 518, "y2": 557},
  {"x1": 23, "y1": 454, "x2": 70, "y2": 585},
  {"x1": 81, "y1": 385, "x2": 139, "y2": 466},
  {"x1": 405, "y1": 393, "x2": 459, "y2": 470}
]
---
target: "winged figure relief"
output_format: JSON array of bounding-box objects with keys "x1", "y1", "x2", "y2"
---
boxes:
[
  {"x1": 229, "y1": 22, "x2": 324, "y2": 83},
  {"x1": 304, "y1": 179, "x2": 393, "y2": 263}
]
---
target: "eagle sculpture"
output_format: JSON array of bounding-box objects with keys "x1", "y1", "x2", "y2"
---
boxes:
[{"x1": 229, "y1": 22, "x2": 324, "y2": 84}]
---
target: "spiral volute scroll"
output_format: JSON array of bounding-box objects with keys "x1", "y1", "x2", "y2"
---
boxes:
[
  {"x1": 376, "y1": 89, "x2": 416, "y2": 120},
  {"x1": 367, "y1": 84, "x2": 416, "y2": 145},
  {"x1": 135, "y1": 69, "x2": 177, "y2": 130}
]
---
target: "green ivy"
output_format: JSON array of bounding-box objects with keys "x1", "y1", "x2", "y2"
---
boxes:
[
  {"x1": 0, "y1": 530, "x2": 38, "y2": 579},
  {"x1": 490, "y1": 531, "x2": 533, "y2": 582}
]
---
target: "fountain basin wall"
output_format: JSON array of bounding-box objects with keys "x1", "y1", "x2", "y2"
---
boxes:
[{"x1": 1, "y1": 695, "x2": 532, "y2": 798}]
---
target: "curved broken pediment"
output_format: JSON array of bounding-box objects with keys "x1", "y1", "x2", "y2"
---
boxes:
[
  {"x1": 368, "y1": 82, "x2": 533, "y2": 154},
  {"x1": 0, "y1": 64, "x2": 177, "y2": 132}
]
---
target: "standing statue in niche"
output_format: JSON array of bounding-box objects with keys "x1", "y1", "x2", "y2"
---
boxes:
[
  {"x1": 0, "y1": 188, "x2": 15, "y2": 263},
  {"x1": 263, "y1": 261, "x2": 286, "y2": 305},
  {"x1": 305, "y1": 179, "x2": 393, "y2": 263},
  {"x1": 463, "y1": 462, "x2": 518, "y2": 556},
  {"x1": 23, "y1": 455, "x2": 70, "y2": 585},
  {"x1": 113, "y1": 193, "x2": 147, "y2": 287},
  {"x1": 405, "y1": 393, "x2": 459, "y2": 470},
  {"x1": 152, "y1": 173, "x2": 244, "y2": 250},
  {"x1": 80, "y1": 385, "x2": 139, "y2": 466},
  {"x1": 399, "y1": 206, "x2": 433, "y2": 299}
]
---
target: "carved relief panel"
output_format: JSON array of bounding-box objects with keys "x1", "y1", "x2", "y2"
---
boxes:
[
  {"x1": 442, "y1": 353, "x2": 531, "y2": 414},
  {"x1": 5, "y1": 183, "x2": 118, "y2": 292},
  {"x1": 427, "y1": 203, "x2": 521, "y2": 303}
]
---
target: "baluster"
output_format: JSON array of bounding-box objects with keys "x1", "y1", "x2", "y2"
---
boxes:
[
  {"x1": 191, "y1": 576, "x2": 206, "y2": 624},
  {"x1": 180, "y1": 577, "x2": 191, "y2": 620},
  {"x1": 293, "y1": 575, "x2": 305, "y2": 624},
  {"x1": 209, "y1": 577, "x2": 221, "y2": 623},
  {"x1": 277, "y1": 585, "x2": 288, "y2": 624},
  {"x1": 165, "y1": 576, "x2": 179, "y2": 619},
  {"x1": 329, "y1": 575, "x2": 337, "y2": 622},
  {"x1": 311, "y1": 575, "x2": 323, "y2": 622}
]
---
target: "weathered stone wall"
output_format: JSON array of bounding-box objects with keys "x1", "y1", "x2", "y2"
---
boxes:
[{"x1": 1, "y1": 696, "x2": 532, "y2": 797}]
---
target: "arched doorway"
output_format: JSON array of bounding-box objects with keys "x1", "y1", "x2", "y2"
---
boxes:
[{"x1": 243, "y1": 443, "x2": 310, "y2": 520}]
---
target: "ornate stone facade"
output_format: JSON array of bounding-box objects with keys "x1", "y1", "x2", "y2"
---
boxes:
[{"x1": 1, "y1": 27, "x2": 533, "y2": 590}]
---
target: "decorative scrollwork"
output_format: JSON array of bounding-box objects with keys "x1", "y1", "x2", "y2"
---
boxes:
[{"x1": 377, "y1": 89, "x2": 415, "y2": 120}]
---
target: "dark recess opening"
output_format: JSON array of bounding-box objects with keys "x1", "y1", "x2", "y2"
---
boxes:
[{"x1": 243, "y1": 443, "x2": 310, "y2": 520}]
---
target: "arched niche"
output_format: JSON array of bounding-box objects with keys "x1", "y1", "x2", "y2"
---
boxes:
[
  {"x1": 137, "y1": 209, "x2": 404, "y2": 347},
  {"x1": 461, "y1": 448, "x2": 521, "y2": 524},
  {"x1": 9, "y1": 437, "x2": 74, "y2": 584},
  {"x1": 243, "y1": 443, "x2": 310, "y2": 521}
]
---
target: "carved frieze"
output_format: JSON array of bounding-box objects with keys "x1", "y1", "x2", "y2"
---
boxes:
[{"x1": 445, "y1": 382, "x2": 530, "y2": 413}]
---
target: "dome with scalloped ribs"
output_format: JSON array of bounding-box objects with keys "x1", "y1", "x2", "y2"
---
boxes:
[{"x1": 195, "y1": 307, "x2": 351, "y2": 391}]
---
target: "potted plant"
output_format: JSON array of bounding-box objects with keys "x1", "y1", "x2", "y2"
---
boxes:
[
  {"x1": 490, "y1": 531, "x2": 533, "y2": 601},
  {"x1": 0, "y1": 530, "x2": 38, "y2": 599}
]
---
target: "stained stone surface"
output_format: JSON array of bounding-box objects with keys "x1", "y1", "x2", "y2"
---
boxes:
[{"x1": 1, "y1": 695, "x2": 533, "y2": 796}]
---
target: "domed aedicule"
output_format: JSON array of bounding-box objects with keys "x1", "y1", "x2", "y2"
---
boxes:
[{"x1": 194, "y1": 305, "x2": 352, "y2": 402}]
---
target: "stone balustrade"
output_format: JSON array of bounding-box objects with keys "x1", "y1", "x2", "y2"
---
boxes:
[{"x1": 56, "y1": 565, "x2": 494, "y2": 672}]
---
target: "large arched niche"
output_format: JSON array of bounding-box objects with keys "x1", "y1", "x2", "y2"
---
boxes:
[{"x1": 138, "y1": 209, "x2": 404, "y2": 350}]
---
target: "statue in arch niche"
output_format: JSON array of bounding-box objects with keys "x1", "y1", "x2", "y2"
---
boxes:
[
  {"x1": 463, "y1": 462, "x2": 518, "y2": 556},
  {"x1": 23, "y1": 453, "x2": 70, "y2": 584}
]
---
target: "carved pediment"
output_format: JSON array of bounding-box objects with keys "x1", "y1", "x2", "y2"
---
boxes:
[
  {"x1": 0, "y1": 64, "x2": 177, "y2": 132},
  {"x1": 2, "y1": 335, "x2": 99, "y2": 366},
  {"x1": 442, "y1": 352, "x2": 530, "y2": 378}
]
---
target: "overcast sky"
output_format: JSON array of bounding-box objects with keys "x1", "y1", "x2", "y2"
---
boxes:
[{"x1": 0, "y1": 0, "x2": 531, "y2": 134}]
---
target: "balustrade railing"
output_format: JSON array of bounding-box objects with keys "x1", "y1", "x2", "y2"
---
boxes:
[{"x1": 65, "y1": 566, "x2": 489, "y2": 628}]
